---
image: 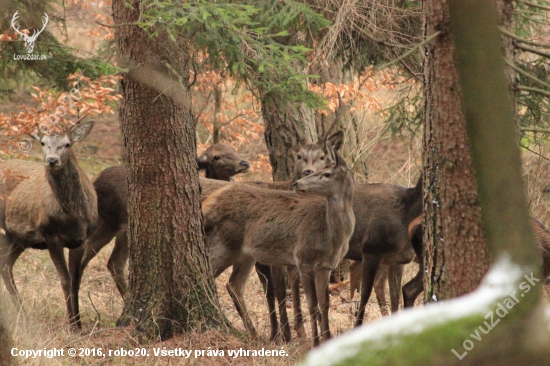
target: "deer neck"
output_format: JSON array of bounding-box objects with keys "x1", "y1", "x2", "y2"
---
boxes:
[
  {"x1": 205, "y1": 168, "x2": 232, "y2": 182},
  {"x1": 46, "y1": 151, "x2": 93, "y2": 222},
  {"x1": 325, "y1": 181, "x2": 355, "y2": 248}
]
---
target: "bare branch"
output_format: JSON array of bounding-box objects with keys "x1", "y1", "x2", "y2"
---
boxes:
[
  {"x1": 516, "y1": 43, "x2": 550, "y2": 58},
  {"x1": 499, "y1": 26, "x2": 550, "y2": 49},
  {"x1": 517, "y1": 85, "x2": 550, "y2": 97},
  {"x1": 514, "y1": 0, "x2": 550, "y2": 11},
  {"x1": 504, "y1": 58, "x2": 550, "y2": 90}
]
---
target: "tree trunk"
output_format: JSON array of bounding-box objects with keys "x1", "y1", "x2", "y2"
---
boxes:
[
  {"x1": 0, "y1": 308, "x2": 16, "y2": 366},
  {"x1": 422, "y1": 0, "x2": 491, "y2": 301},
  {"x1": 112, "y1": 0, "x2": 227, "y2": 341},
  {"x1": 301, "y1": 0, "x2": 549, "y2": 361},
  {"x1": 261, "y1": 92, "x2": 317, "y2": 181}
]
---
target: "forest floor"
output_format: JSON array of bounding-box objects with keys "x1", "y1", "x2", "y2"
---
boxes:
[{"x1": 3, "y1": 106, "x2": 550, "y2": 365}]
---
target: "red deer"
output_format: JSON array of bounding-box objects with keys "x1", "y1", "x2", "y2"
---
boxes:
[
  {"x1": 351, "y1": 177, "x2": 422, "y2": 326},
  {"x1": 197, "y1": 143, "x2": 250, "y2": 181},
  {"x1": 401, "y1": 215, "x2": 550, "y2": 308},
  {"x1": 202, "y1": 145, "x2": 355, "y2": 346},
  {"x1": 69, "y1": 143, "x2": 249, "y2": 327},
  {"x1": 0, "y1": 120, "x2": 97, "y2": 327}
]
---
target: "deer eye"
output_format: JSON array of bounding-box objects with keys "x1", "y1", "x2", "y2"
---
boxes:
[
  {"x1": 297, "y1": 155, "x2": 302, "y2": 160},
  {"x1": 324, "y1": 172, "x2": 331, "y2": 178},
  {"x1": 41, "y1": 142, "x2": 45, "y2": 146},
  {"x1": 320, "y1": 156, "x2": 325, "y2": 160},
  {"x1": 65, "y1": 143, "x2": 71, "y2": 148},
  {"x1": 214, "y1": 155, "x2": 220, "y2": 161}
]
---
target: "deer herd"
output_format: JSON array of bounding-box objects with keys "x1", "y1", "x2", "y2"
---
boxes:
[{"x1": 1, "y1": 115, "x2": 550, "y2": 348}]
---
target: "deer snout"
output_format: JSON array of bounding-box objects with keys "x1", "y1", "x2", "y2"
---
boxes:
[
  {"x1": 239, "y1": 160, "x2": 250, "y2": 170},
  {"x1": 291, "y1": 181, "x2": 298, "y2": 190},
  {"x1": 46, "y1": 157, "x2": 60, "y2": 167},
  {"x1": 302, "y1": 169, "x2": 314, "y2": 177}
]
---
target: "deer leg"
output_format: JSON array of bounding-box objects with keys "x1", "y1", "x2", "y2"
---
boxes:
[
  {"x1": 349, "y1": 259, "x2": 361, "y2": 300},
  {"x1": 272, "y1": 266, "x2": 292, "y2": 342},
  {"x1": 404, "y1": 231, "x2": 424, "y2": 308},
  {"x1": 108, "y1": 231, "x2": 129, "y2": 298},
  {"x1": 315, "y1": 269, "x2": 332, "y2": 342},
  {"x1": 354, "y1": 254, "x2": 381, "y2": 327},
  {"x1": 388, "y1": 264, "x2": 404, "y2": 314},
  {"x1": 403, "y1": 253, "x2": 424, "y2": 308},
  {"x1": 47, "y1": 239, "x2": 75, "y2": 327},
  {"x1": 403, "y1": 267, "x2": 423, "y2": 308},
  {"x1": 255, "y1": 263, "x2": 280, "y2": 342},
  {"x1": 227, "y1": 257, "x2": 258, "y2": 339},
  {"x1": 79, "y1": 227, "x2": 119, "y2": 284},
  {"x1": 0, "y1": 243, "x2": 24, "y2": 307},
  {"x1": 299, "y1": 268, "x2": 320, "y2": 347},
  {"x1": 288, "y1": 265, "x2": 305, "y2": 338},
  {"x1": 373, "y1": 266, "x2": 389, "y2": 316},
  {"x1": 68, "y1": 247, "x2": 83, "y2": 329}
]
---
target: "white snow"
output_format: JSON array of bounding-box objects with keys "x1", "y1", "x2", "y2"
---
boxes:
[{"x1": 302, "y1": 255, "x2": 528, "y2": 366}]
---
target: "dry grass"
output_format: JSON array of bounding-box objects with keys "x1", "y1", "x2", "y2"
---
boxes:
[
  {"x1": 3, "y1": 87, "x2": 550, "y2": 365},
  {"x1": 3, "y1": 243, "x2": 422, "y2": 365}
]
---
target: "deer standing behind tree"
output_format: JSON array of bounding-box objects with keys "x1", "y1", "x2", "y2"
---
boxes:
[
  {"x1": 69, "y1": 143, "x2": 250, "y2": 327},
  {"x1": 0, "y1": 120, "x2": 97, "y2": 327},
  {"x1": 396, "y1": 214, "x2": 550, "y2": 309},
  {"x1": 202, "y1": 143, "x2": 355, "y2": 346}
]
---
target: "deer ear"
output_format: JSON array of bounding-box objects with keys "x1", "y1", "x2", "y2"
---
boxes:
[
  {"x1": 70, "y1": 120, "x2": 94, "y2": 142},
  {"x1": 325, "y1": 140, "x2": 336, "y2": 164},
  {"x1": 29, "y1": 132, "x2": 41, "y2": 141},
  {"x1": 335, "y1": 150, "x2": 350, "y2": 170},
  {"x1": 197, "y1": 154, "x2": 209, "y2": 169},
  {"x1": 327, "y1": 131, "x2": 344, "y2": 152}
]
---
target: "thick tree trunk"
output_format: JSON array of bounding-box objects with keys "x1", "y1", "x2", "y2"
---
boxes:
[
  {"x1": 422, "y1": 0, "x2": 491, "y2": 301},
  {"x1": 112, "y1": 0, "x2": 227, "y2": 340},
  {"x1": 261, "y1": 92, "x2": 317, "y2": 181}
]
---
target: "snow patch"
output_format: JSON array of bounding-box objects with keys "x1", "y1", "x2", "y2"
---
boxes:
[{"x1": 302, "y1": 255, "x2": 526, "y2": 366}]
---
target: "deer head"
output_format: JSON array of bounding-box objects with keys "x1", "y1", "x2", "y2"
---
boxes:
[
  {"x1": 292, "y1": 142, "x2": 353, "y2": 197},
  {"x1": 11, "y1": 11, "x2": 49, "y2": 54},
  {"x1": 197, "y1": 143, "x2": 250, "y2": 181},
  {"x1": 31, "y1": 117, "x2": 94, "y2": 170}
]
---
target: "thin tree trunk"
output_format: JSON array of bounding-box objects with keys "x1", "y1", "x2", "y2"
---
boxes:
[
  {"x1": 112, "y1": 0, "x2": 228, "y2": 340},
  {"x1": 422, "y1": 0, "x2": 491, "y2": 301}
]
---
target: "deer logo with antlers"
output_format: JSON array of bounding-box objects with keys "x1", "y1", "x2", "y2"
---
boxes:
[{"x1": 11, "y1": 11, "x2": 49, "y2": 54}]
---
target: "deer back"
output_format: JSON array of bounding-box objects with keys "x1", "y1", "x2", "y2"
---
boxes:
[{"x1": 203, "y1": 149, "x2": 355, "y2": 271}]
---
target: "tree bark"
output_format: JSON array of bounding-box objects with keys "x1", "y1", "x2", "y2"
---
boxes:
[
  {"x1": 112, "y1": 0, "x2": 227, "y2": 341},
  {"x1": 261, "y1": 92, "x2": 317, "y2": 181},
  {"x1": 422, "y1": 0, "x2": 491, "y2": 301}
]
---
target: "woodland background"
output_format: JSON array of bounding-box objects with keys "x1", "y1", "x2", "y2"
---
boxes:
[{"x1": 0, "y1": 0, "x2": 550, "y2": 364}]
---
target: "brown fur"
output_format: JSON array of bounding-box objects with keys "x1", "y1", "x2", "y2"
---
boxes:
[
  {"x1": 197, "y1": 143, "x2": 250, "y2": 181},
  {"x1": 0, "y1": 121, "x2": 97, "y2": 327},
  {"x1": 69, "y1": 144, "x2": 245, "y2": 328},
  {"x1": 203, "y1": 149, "x2": 355, "y2": 347},
  {"x1": 350, "y1": 177, "x2": 422, "y2": 326},
  {"x1": 401, "y1": 215, "x2": 550, "y2": 308}
]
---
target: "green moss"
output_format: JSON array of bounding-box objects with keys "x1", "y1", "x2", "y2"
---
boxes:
[{"x1": 330, "y1": 315, "x2": 486, "y2": 366}]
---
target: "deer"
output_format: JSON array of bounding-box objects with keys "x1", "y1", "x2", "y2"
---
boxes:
[
  {"x1": 0, "y1": 120, "x2": 97, "y2": 327},
  {"x1": 245, "y1": 129, "x2": 346, "y2": 342},
  {"x1": 348, "y1": 177, "x2": 423, "y2": 327},
  {"x1": 197, "y1": 143, "x2": 250, "y2": 180},
  {"x1": 202, "y1": 143, "x2": 355, "y2": 347},
  {"x1": 400, "y1": 215, "x2": 550, "y2": 308},
  {"x1": 69, "y1": 143, "x2": 250, "y2": 328}
]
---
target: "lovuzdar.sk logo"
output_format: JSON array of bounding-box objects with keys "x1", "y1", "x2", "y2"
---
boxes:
[{"x1": 11, "y1": 11, "x2": 49, "y2": 60}]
